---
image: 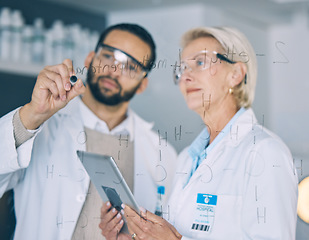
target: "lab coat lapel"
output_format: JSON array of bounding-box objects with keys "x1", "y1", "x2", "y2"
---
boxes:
[
  {"x1": 53, "y1": 97, "x2": 90, "y2": 238},
  {"x1": 186, "y1": 108, "x2": 258, "y2": 185},
  {"x1": 57, "y1": 97, "x2": 87, "y2": 153}
]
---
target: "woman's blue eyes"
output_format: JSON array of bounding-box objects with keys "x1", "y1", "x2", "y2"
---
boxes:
[{"x1": 196, "y1": 59, "x2": 205, "y2": 66}]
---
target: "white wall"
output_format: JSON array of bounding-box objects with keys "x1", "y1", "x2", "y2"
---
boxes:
[
  {"x1": 268, "y1": 8, "x2": 309, "y2": 240},
  {"x1": 269, "y1": 9, "x2": 309, "y2": 162}
]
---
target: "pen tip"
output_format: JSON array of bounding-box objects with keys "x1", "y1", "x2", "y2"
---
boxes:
[{"x1": 70, "y1": 75, "x2": 78, "y2": 85}]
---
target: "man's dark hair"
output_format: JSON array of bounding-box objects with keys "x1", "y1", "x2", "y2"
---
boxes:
[{"x1": 95, "y1": 23, "x2": 156, "y2": 72}]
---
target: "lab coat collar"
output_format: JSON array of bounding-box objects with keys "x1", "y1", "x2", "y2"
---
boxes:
[
  {"x1": 184, "y1": 108, "x2": 258, "y2": 188},
  {"x1": 194, "y1": 108, "x2": 258, "y2": 172},
  {"x1": 57, "y1": 96, "x2": 154, "y2": 140},
  {"x1": 213, "y1": 107, "x2": 258, "y2": 148},
  {"x1": 188, "y1": 107, "x2": 246, "y2": 161},
  {"x1": 226, "y1": 107, "x2": 258, "y2": 146},
  {"x1": 78, "y1": 98, "x2": 134, "y2": 141}
]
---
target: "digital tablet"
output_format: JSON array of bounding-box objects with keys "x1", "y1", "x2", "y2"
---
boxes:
[{"x1": 77, "y1": 150, "x2": 140, "y2": 234}]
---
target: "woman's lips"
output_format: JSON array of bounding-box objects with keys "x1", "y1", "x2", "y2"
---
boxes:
[{"x1": 186, "y1": 88, "x2": 201, "y2": 94}]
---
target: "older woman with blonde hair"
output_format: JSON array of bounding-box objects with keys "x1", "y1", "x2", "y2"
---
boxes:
[{"x1": 100, "y1": 26, "x2": 298, "y2": 240}]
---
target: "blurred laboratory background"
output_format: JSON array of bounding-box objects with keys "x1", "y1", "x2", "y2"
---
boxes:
[{"x1": 0, "y1": 0, "x2": 309, "y2": 239}]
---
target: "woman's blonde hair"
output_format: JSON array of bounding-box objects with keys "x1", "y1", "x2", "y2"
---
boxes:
[{"x1": 181, "y1": 27, "x2": 257, "y2": 108}]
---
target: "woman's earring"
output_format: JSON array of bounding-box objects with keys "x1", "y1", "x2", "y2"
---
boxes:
[{"x1": 229, "y1": 88, "x2": 234, "y2": 94}]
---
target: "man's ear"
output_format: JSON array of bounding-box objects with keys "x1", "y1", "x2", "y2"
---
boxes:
[
  {"x1": 136, "y1": 77, "x2": 149, "y2": 94},
  {"x1": 84, "y1": 51, "x2": 96, "y2": 69},
  {"x1": 230, "y1": 62, "x2": 247, "y2": 87}
]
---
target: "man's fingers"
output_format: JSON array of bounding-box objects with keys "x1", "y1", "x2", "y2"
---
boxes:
[
  {"x1": 43, "y1": 70, "x2": 68, "y2": 101},
  {"x1": 99, "y1": 211, "x2": 121, "y2": 231},
  {"x1": 62, "y1": 59, "x2": 76, "y2": 91},
  {"x1": 106, "y1": 212, "x2": 123, "y2": 232},
  {"x1": 46, "y1": 62, "x2": 71, "y2": 91},
  {"x1": 99, "y1": 202, "x2": 125, "y2": 239},
  {"x1": 40, "y1": 60, "x2": 82, "y2": 103},
  {"x1": 67, "y1": 79, "x2": 85, "y2": 101},
  {"x1": 101, "y1": 201, "x2": 112, "y2": 216},
  {"x1": 100, "y1": 204, "x2": 121, "y2": 231},
  {"x1": 42, "y1": 70, "x2": 84, "y2": 103},
  {"x1": 36, "y1": 71, "x2": 61, "y2": 100},
  {"x1": 101, "y1": 204, "x2": 118, "y2": 223},
  {"x1": 62, "y1": 58, "x2": 75, "y2": 76},
  {"x1": 100, "y1": 219, "x2": 124, "y2": 239}
]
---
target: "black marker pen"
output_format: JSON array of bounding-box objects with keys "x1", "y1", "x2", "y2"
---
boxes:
[{"x1": 70, "y1": 75, "x2": 78, "y2": 86}]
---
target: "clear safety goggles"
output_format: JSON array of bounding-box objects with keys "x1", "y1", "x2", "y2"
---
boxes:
[
  {"x1": 173, "y1": 50, "x2": 237, "y2": 85},
  {"x1": 95, "y1": 43, "x2": 149, "y2": 80}
]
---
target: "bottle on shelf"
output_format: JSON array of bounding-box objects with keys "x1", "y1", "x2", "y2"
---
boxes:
[
  {"x1": 90, "y1": 31, "x2": 99, "y2": 51},
  {"x1": 32, "y1": 18, "x2": 45, "y2": 64},
  {"x1": 82, "y1": 28, "x2": 91, "y2": 59},
  {"x1": 63, "y1": 25, "x2": 74, "y2": 61},
  {"x1": 0, "y1": 6, "x2": 100, "y2": 76},
  {"x1": 21, "y1": 25, "x2": 33, "y2": 63},
  {"x1": 11, "y1": 10, "x2": 24, "y2": 63},
  {"x1": 44, "y1": 29, "x2": 54, "y2": 65},
  {"x1": 71, "y1": 24, "x2": 84, "y2": 72},
  {"x1": 52, "y1": 20, "x2": 65, "y2": 64},
  {"x1": 0, "y1": 7, "x2": 11, "y2": 61}
]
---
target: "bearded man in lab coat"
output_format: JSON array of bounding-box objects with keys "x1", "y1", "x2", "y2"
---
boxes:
[{"x1": 0, "y1": 23, "x2": 177, "y2": 240}]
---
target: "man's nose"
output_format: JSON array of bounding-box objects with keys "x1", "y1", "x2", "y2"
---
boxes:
[
  {"x1": 98, "y1": 60, "x2": 122, "y2": 77},
  {"x1": 110, "y1": 61, "x2": 124, "y2": 77}
]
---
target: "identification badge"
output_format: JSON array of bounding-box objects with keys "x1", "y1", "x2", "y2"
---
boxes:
[{"x1": 191, "y1": 193, "x2": 217, "y2": 233}]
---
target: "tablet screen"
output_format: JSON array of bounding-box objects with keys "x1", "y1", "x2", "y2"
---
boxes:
[{"x1": 77, "y1": 150, "x2": 140, "y2": 233}]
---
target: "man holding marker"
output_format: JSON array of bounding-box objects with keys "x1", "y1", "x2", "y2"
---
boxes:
[{"x1": 0, "y1": 23, "x2": 177, "y2": 240}]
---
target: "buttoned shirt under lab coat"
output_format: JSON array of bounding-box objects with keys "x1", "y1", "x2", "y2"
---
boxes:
[
  {"x1": 166, "y1": 108, "x2": 298, "y2": 240},
  {"x1": 0, "y1": 96, "x2": 177, "y2": 240}
]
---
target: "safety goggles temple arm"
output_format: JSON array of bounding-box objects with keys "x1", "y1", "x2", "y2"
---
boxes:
[
  {"x1": 216, "y1": 53, "x2": 236, "y2": 64},
  {"x1": 217, "y1": 53, "x2": 247, "y2": 84}
]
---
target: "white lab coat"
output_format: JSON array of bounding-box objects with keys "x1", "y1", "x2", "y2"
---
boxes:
[
  {"x1": 0, "y1": 97, "x2": 177, "y2": 240},
  {"x1": 166, "y1": 108, "x2": 298, "y2": 240}
]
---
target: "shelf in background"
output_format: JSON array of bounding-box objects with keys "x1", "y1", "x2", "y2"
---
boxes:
[{"x1": 0, "y1": 60, "x2": 43, "y2": 77}]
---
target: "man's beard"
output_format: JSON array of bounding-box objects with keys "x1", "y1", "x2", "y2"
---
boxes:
[{"x1": 86, "y1": 61, "x2": 142, "y2": 106}]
